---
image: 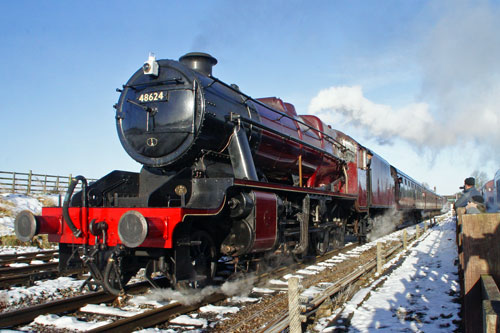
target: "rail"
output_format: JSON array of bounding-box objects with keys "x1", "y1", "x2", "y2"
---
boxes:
[
  {"x1": 0, "y1": 280, "x2": 153, "y2": 328},
  {"x1": 0, "y1": 170, "x2": 97, "y2": 195}
]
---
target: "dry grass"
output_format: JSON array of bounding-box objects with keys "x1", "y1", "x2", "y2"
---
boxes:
[
  {"x1": 36, "y1": 196, "x2": 58, "y2": 207},
  {"x1": 0, "y1": 234, "x2": 53, "y2": 248},
  {"x1": 0, "y1": 206, "x2": 12, "y2": 217},
  {"x1": 0, "y1": 199, "x2": 15, "y2": 207},
  {"x1": 0, "y1": 198, "x2": 15, "y2": 217}
]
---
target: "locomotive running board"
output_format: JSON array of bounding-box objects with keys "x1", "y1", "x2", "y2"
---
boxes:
[{"x1": 233, "y1": 179, "x2": 358, "y2": 201}]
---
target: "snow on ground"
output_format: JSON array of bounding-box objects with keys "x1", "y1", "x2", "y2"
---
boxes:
[
  {"x1": 169, "y1": 314, "x2": 208, "y2": 328},
  {"x1": 0, "y1": 246, "x2": 55, "y2": 255},
  {"x1": 316, "y1": 213, "x2": 460, "y2": 332},
  {"x1": 80, "y1": 303, "x2": 145, "y2": 317},
  {"x1": 0, "y1": 276, "x2": 87, "y2": 308},
  {"x1": 0, "y1": 193, "x2": 59, "y2": 237},
  {"x1": 229, "y1": 296, "x2": 260, "y2": 303},
  {"x1": 200, "y1": 304, "x2": 240, "y2": 315},
  {"x1": 32, "y1": 314, "x2": 112, "y2": 331}
]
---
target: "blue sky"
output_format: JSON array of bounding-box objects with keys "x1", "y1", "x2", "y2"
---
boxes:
[{"x1": 1, "y1": 1, "x2": 499, "y2": 194}]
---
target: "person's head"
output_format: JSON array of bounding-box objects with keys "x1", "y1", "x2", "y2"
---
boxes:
[
  {"x1": 470, "y1": 195, "x2": 484, "y2": 205},
  {"x1": 467, "y1": 195, "x2": 486, "y2": 213},
  {"x1": 463, "y1": 177, "x2": 475, "y2": 190}
]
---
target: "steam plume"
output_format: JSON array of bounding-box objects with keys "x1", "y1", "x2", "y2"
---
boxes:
[
  {"x1": 367, "y1": 209, "x2": 403, "y2": 241},
  {"x1": 150, "y1": 275, "x2": 256, "y2": 306},
  {"x1": 308, "y1": 1, "x2": 500, "y2": 165},
  {"x1": 308, "y1": 86, "x2": 446, "y2": 147}
]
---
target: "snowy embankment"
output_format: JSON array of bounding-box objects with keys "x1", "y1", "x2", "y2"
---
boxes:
[
  {"x1": 0, "y1": 193, "x2": 73, "y2": 310},
  {"x1": 0, "y1": 193, "x2": 59, "y2": 237},
  {"x1": 317, "y1": 214, "x2": 460, "y2": 332}
]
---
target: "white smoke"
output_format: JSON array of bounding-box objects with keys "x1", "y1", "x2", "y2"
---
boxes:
[
  {"x1": 150, "y1": 285, "x2": 219, "y2": 306},
  {"x1": 149, "y1": 275, "x2": 256, "y2": 306},
  {"x1": 221, "y1": 275, "x2": 256, "y2": 296},
  {"x1": 307, "y1": 1, "x2": 500, "y2": 165},
  {"x1": 367, "y1": 209, "x2": 403, "y2": 242},
  {"x1": 308, "y1": 86, "x2": 447, "y2": 148}
]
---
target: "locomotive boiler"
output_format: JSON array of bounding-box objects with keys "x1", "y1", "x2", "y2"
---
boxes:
[{"x1": 14, "y1": 52, "x2": 444, "y2": 294}]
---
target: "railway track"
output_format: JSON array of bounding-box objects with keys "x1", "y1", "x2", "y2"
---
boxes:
[
  {"x1": 0, "y1": 242, "x2": 355, "y2": 331},
  {"x1": 0, "y1": 249, "x2": 58, "y2": 266},
  {"x1": 216, "y1": 219, "x2": 440, "y2": 332},
  {"x1": 0, "y1": 218, "x2": 441, "y2": 332},
  {"x1": 88, "y1": 292, "x2": 227, "y2": 332},
  {"x1": 0, "y1": 280, "x2": 154, "y2": 329},
  {"x1": 0, "y1": 250, "x2": 85, "y2": 288}
]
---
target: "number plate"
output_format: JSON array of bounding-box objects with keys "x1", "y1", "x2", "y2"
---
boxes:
[{"x1": 137, "y1": 91, "x2": 168, "y2": 103}]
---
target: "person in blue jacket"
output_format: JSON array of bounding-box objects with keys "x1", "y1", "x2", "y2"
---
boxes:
[
  {"x1": 465, "y1": 195, "x2": 486, "y2": 214},
  {"x1": 454, "y1": 177, "x2": 482, "y2": 209}
]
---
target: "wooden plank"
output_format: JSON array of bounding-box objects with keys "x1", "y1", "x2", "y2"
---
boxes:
[
  {"x1": 456, "y1": 208, "x2": 465, "y2": 276},
  {"x1": 482, "y1": 300, "x2": 500, "y2": 333},
  {"x1": 462, "y1": 213, "x2": 500, "y2": 333},
  {"x1": 481, "y1": 275, "x2": 500, "y2": 333},
  {"x1": 0, "y1": 170, "x2": 96, "y2": 195},
  {"x1": 482, "y1": 274, "x2": 500, "y2": 300}
]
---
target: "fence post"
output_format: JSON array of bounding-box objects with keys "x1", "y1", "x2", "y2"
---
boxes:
[
  {"x1": 377, "y1": 242, "x2": 383, "y2": 275},
  {"x1": 56, "y1": 176, "x2": 60, "y2": 193},
  {"x1": 43, "y1": 174, "x2": 47, "y2": 193},
  {"x1": 288, "y1": 277, "x2": 302, "y2": 333},
  {"x1": 27, "y1": 170, "x2": 32, "y2": 195},
  {"x1": 12, "y1": 172, "x2": 16, "y2": 193},
  {"x1": 416, "y1": 225, "x2": 420, "y2": 238},
  {"x1": 403, "y1": 230, "x2": 407, "y2": 251},
  {"x1": 424, "y1": 222, "x2": 428, "y2": 232}
]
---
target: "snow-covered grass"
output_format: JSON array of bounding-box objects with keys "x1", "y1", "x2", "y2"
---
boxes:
[
  {"x1": 0, "y1": 193, "x2": 58, "y2": 247},
  {"x1": 0, "y1": 193, "x2": 59, "y2": 231}
]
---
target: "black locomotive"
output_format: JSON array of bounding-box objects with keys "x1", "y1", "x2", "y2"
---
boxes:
[{"x1": 15, "y1": 52, "x2": 445, "y2": 294}]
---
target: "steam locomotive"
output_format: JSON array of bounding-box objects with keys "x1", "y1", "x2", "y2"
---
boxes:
[
  {"x1": 15, "y1": 53, "x2": 444, "y2": 294},
  {"x1": 482, "y1": 169, "x2": 500, "y2": 212}
]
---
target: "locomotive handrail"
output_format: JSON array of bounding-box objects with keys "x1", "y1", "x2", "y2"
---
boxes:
[
  {"x1": 123, "y1": 78, "x2": 184, "y2": 90},
  {"x1": 62, "y1": 175, "x2": 87, "y2": 238},
  {"x1": 209, "y1": 76, "x2": 348, "y2": 152},
  {"x1": 227, "y1": 113, "x2": 347, "y2": 165}
]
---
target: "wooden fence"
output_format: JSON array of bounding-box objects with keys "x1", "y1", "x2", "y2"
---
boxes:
[
  {"x1": 0, "y1": 170, "x2": 97, "y2": 195},
  {"x1": 457, "y1": 209, "x2": 500, "y2": 332}
]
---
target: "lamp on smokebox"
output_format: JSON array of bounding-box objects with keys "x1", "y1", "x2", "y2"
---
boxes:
[{"x1": 175, "y1": 185, "x2": 188, "y2": 207}]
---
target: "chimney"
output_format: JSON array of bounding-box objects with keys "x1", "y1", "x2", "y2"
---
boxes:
[{"x1": 179, "y1": 52, "x2": 217, "y2": 76}]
